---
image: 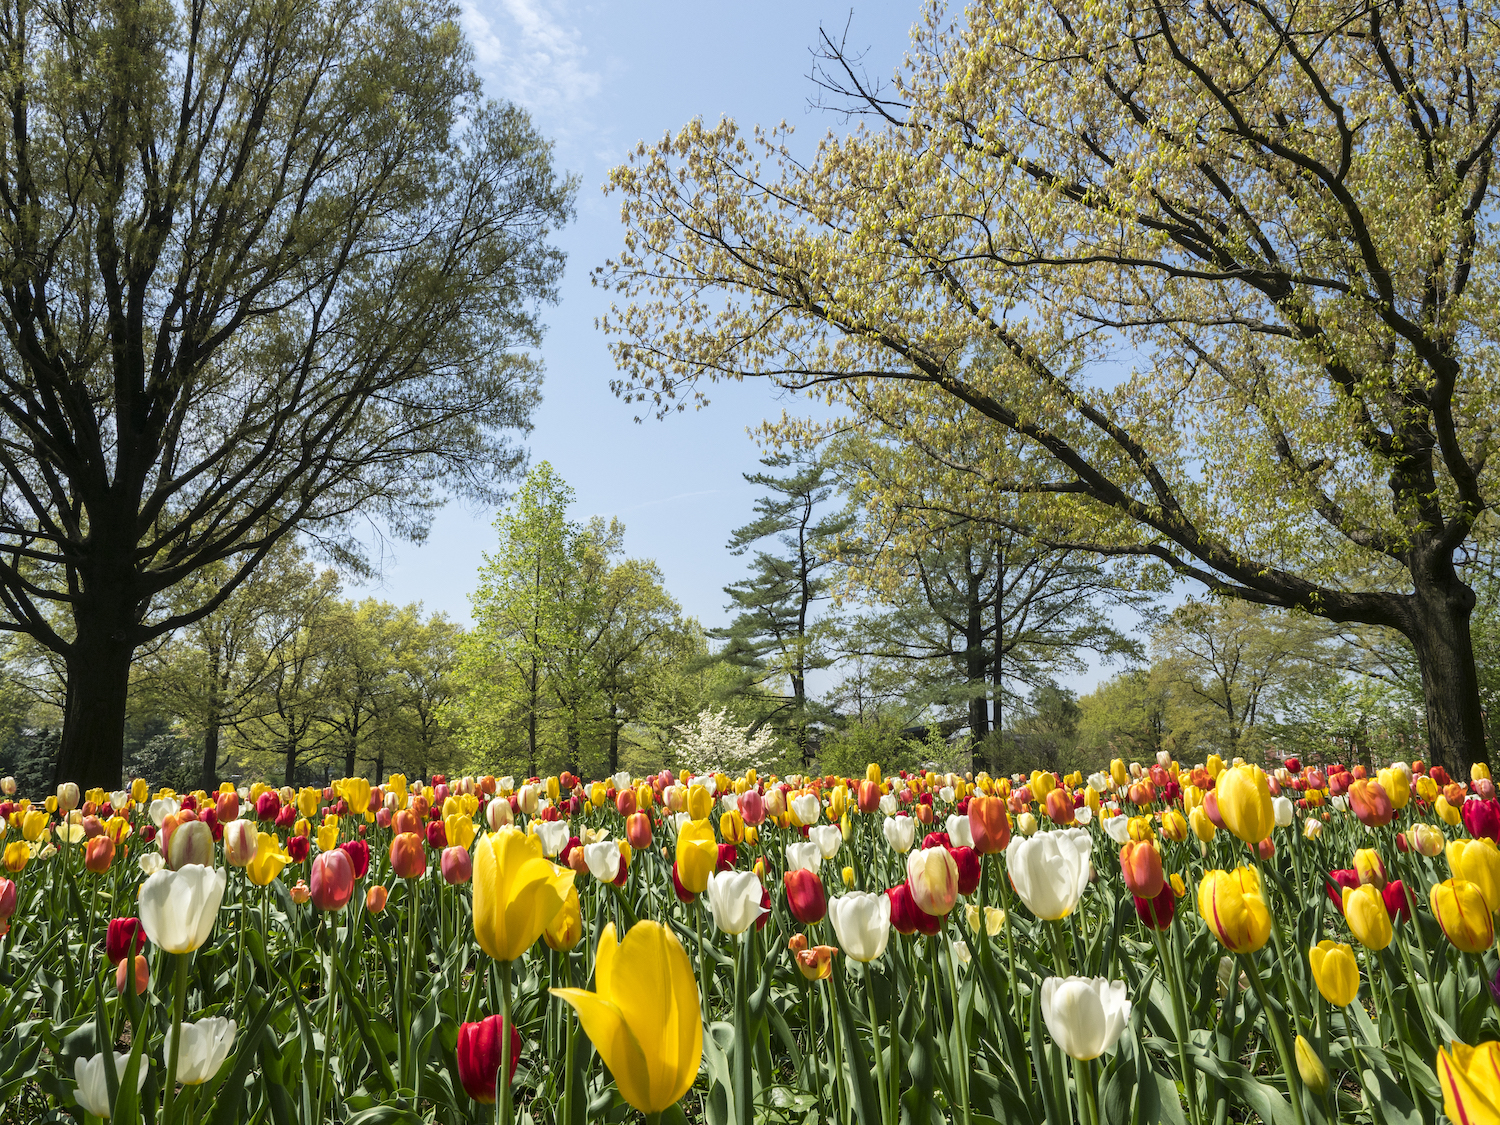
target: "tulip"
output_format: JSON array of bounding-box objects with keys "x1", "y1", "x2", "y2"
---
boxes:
[
  {"x1": 785, "y1": 868, "x2": 829, "y2": 924},
  {"x1": 84, "y1": 836, "x2": 115, "y2": 873},
  {"x1": 1134, "y1": 885, "x2": 1175, "y2": 930},
  {"x1": 790, "y1": 793, "x2": 819, "y2": 826},
  {"x1": 1188, "y1": 806, "x2": 1216, "y2": 843},
  {"x1": 1040, "y1": 976, "x2": 1131, "y2": 1060},
  {"x1": 688, "y1": 784, "x2": 715, "y2": 821},
  {"x1": 138, "y1": 865, "x2": 226, "y2": 954},
  {"x1": 1217, "y1": 765, "x2": 1274, "y2": 845},
  {"x1": 1307, "y1": 940, "x2": 1359, "y2": 1007},
  {"x1": 75, "y1": 1051, "x2": 148, "y2": 1117},
  {"x1": 116, "y1": 954, "x2": 149, "y2": 995},
  {"x1": 967, "y1": 795, "x2": 1010, "y2": 854},
  {"x1": 794, "y1": 944, "x2": 837, "y2": 981},
  {"x1": 1342, "y1": 884, "x2": 1393, "y2": 950},
  {"x1": 390, "y1": 832, "x2": 427, "y2": 879},
  {"x1": 222, "y1": 820, "x2": 256, "y2": 867},
  {"x1": 551, "y1": 921, "x2": 702, "y2": 1115},
  {"x1": 366, "y1": 885, "x2": 389, "y2": 913},
  {"x1": 544, "y1": 885, "x2": 584, "y2": 951},
  {"x1": 56, "y1": 781, "x2": 79, "y2": 814},
  {"x1": 1438, "y1": 1040, "x2": 1500, "y2": 1125},
  {"x1": 106, "y1": 918, "x2": 147, "y2": 964},
  {"x1": 1295, "y1": 1035, "x2": 1330, "y2": 1096},
  {"x1": 1348, "y1": 778, "x2": 1395, "y2": 827},
  {"x1": 456, "y1": 1014, "x2": 524, "y2": 1104},
  {"x1": 809, "y1": 823, "x2": 842, "y2": 859},
  {"x1": 707, "y1": 870, "x2": 766, "y2": 934},
  {"x1": 177, "y1": 1017, "x2": 236, "y2": 1084},
  {"x1": 1353, "y1": 848, "x2": 1387, "y2": 888},
  {"x1": 828, "y1": 891, "x2": 892, "y2": 962},
  {"x1": 1198, "y1": 867, "x2": 1271, "y2": 953},
  {"x1": 1410, "y1": 823, "x2": 1446, "y2": 857},
  {"x1": 1431, "y1": 879, "x2": 1495, "y2": 953},
  {"x1": 674, "y1": 819, "x2": 717, "y2": 895},
  {"x1": 472, "y1": 827, "x2": 575, "y2": 962},
  {"x1": 1449, "y1": 839, "x2": 1500, "y2": 912},
  {"x1": 1272, "y1": 795, "x2": 1294, "y2": 828},
  {"x1": 309, "y1": 849, "x2": 355, "y2": 910},
  {"x1": 1119, "y1": 840, "x2": 1164, "y2": 899},
  {"x1": 899, "y1": 845, "x2": 956, "y2": 917},
  {"x1": 1006, "y1": 829, "x2": 1091, "y2": 921},
  {"x1": 876, "y1": 813, "x2": 915, "y2": 855},
  {"x1": 625, "y1": 811, "x2": 653, "y2": 849},
  {"x1": 1377, "y1": 767, "x2": 1411, "y2": 810},
  {"x1": 582, "y1": 841, "x2": 621, "y2": 883},
  {"x1": 246, "y1": 833, "x2": 290, "y2": 886}
]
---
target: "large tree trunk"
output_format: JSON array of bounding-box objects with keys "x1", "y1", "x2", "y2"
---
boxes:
[
  {"x1": 56, "y1": 623, "x2": 135, "y2": 789},
  {"x1": 200, "y1": 643, "x2": 222, "y2": 791},
  {"x1": 1406, "y1": 563, "x2": 1488, "y2": 778}
]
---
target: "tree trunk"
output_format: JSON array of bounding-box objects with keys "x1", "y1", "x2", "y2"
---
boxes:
[
  {"x1": 1405, "y1": 567, "x2": 1488, "y2": 778},
  {"x1": 200, "y1": 643, "x2": 222, "y2": 791},
  {"x1": 608, "y1": 702, "x2": 620, "y2": 774},
  {"x1": 56, "y1": 623, "x2": 135, "y2": 789}
]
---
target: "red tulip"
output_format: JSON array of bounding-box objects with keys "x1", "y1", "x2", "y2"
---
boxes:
[
  {"x1": 216, "y1": 791, "x2": 239, "y2": 823},
  {"x1": 625, "y1": 811, "x2": 653, "y2": 850},
  {"x1": 285, "y1": 835, "x2": 310, "y2": 863},
  {"x1": 1382, "y1": 880, "x2": 1413, "y2": 923},
  {"x1": 339, "y1": 840, "x2": 370, "y2": 879},
  {"x1": 717, "y1": 843, "x2": 739, "y2": 872},
  {"x1": 1463, "y1": 798, "x2": 1500, "y2": 843},
  {"x1": 887, "y1": 883, "x2": 923, "y2": 935},
  {"x1": 1348, "y1": 779, "x2": 1395, "y2": 828},
  {"x1": 950, "y1": 846, "x2": 981, "y2": 896},
  {"x1": 670, "y1": 862, "x2": 696, "y2": 903},
  {"x1": 426, "y1": 821, "x2": 447, "y2": 850},
  {"x1": 1325, "y1": 869, "x2": 1359, "y2": 912},
  {"x1": 1133, "y1": 885, "x2": 1175, "y2": 930},
  {"x1": 785, "y1": 868, "x2": 828, "y2": 924},
  {"x1": 456, "y1": 1015, "x2": 522, "y2": 1103},
  {"x1": 105, "y1": 918, "x2": 147, "y2": 964}
]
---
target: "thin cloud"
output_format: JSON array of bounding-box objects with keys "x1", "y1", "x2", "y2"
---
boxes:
[{"x1": 460, "y1": 0, "x2": 602, "y2": 116}]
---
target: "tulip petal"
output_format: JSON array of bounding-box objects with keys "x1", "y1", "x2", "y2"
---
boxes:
[{"x1": 550, "y1": 989, "x2": 657, "y2": 1112}]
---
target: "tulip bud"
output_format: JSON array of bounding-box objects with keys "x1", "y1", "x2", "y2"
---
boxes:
[
  {"x1": 390, "y1": 832, "x2": 427, "y2": 879},
  {"x1": 441, "y1": 844, "x2": 473, "y2": 885},
  {"x1": 167, "y1": 819, "x2": 214, "y2": 870},
  {"x1": 84, "y1": 836, "x2": 115, "y2": 873},
  {"x1": 1294, "y1": 1035, "x2": 1329, "y2": 1095},
  {"x1": 456, "y1": 1016, "x2": 523, "y2": 1104},
  {"x1": 365, "y1": 885, "x2": 389, "y2": 913},
  {"x1": 309, "y1": 849, "x2": 355, "y2": 911},
  {"x1": 115, "y1": 954, "x2": 149, "y2": 995},
  {"x1": 1119, "y1": 840, "x2": 1165, "y2": 899},
  {"x1": 290, "y1": 880, "x2": 311, "y2": 904},
  {"x1": 784, "y1": 868, "x2": 828, "y2": 924}
]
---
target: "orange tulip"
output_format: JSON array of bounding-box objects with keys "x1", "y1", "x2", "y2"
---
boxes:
[
  {"x1": 390, "y1": 832, "x2": 427, "y2": 879},
  {"x1": 84, "y1": 836, "x2": 115, "y2": 874}
]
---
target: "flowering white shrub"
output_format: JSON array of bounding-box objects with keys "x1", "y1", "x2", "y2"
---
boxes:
[{"x1": 676, "y1": 708, "x2": 778, "y2": 776}]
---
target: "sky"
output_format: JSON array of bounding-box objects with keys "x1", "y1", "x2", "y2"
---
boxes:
[
  {"x1": 353, "y1": 0, "x2": 922, "y2": 627},
  {"x1": 349, "y1": 0, "x2": 1153, "y2": 695}
]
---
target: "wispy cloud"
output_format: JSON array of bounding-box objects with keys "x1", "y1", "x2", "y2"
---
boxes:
[{"x1": 459, "y1": 0, "x2": 602, "y2": 118}]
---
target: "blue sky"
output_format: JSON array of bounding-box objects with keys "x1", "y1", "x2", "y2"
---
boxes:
[{"x1": 353, "y1": 0, "x2": 922, "y2": 632}]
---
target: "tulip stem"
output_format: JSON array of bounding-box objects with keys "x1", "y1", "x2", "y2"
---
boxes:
[
  {"x1": 1153, "y1": 927, "x2": 1201, "y2": 1125},
  {"x1": 862, "y1": 964, "x2": 889, "y2": 1125},
  {"x1": 1241, "y1": 954, "x2": 1307, "y2": 1125},
  {"x1": 498, "y1": 962, "x2": 514, "y2": 1125},
  {"x1": 402, "y1": 876, "x2": 419, "y2": 1090},
  {"x1": 941, "y1": 934, "x2": 971, "y2": 1125},
  {"x1": 162, "y1": 951, "x2": 189, "y2": 1125}
]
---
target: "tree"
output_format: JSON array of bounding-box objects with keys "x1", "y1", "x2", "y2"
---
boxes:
[
  {"x1": 1151, "y1": 599, "x2": 1332, "y2": 758},
  {"x1": 711, "y1": 453, "x2": 849, "y2": 764},
  {"x1": 601, "y1": 0, "x2": 1500, "y2": 775},
  {"x1": 0, "y1": 0, "x2": 574, "y2": 787},
  {"x1": 1076, "y1": 668, "x2": 1174, "y2": 764}
]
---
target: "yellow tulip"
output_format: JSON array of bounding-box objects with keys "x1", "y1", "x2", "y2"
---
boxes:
[
  {"x1": 686, "y1": 784, "x2": 714, "y2": 822},
  {"x1": 247, "y1": 833, "x2": 290, "y2": 887},
  {"x1": 675, "y1": 819, "x2": 717, "y2": 895},
  {"x1": 340, "y1": 777, "x2": 372, "y2": 816},
  {"x1": 1294, "y1": 1035, "x2": 1329, "y2": 1096},
  {"x1": 1194, "y1": 870, "x2": 1266, "y2": 954},
  {"x1": 1160, "y1": 809, "x2": 1187, "y2": 842},
  {"x1": 1377, "y1": 768, "x2": 1410, "y2": 811},
  {"x1": 1475, "y1": 763, "x2": 1493, "y2": 783},
  {"x1": 589, "y1": 782, "x2": 606, "y2": 807},
  {"x1": 1189, "y1": 807, "x2": 1216, "y2": 843},
  {"x1": 297, "y1": 787, "x2": 321, "y2": 819},
  {"x1": 1438, "y1": 795, "x2": 1463, "y2": 826},
  {"x1": 1206, "y1": 754, "x2": 1225, "y2": 779},
  {"x1": 1216, "y1": 765, "x2": 1274, "y2": 845},
  {"x1": 1342, "y1": 884, "x2": 1393, "y2": 951},
  {"x1": 316, "y1": 823, "x2": 338, "y2": 852},
  {"x1": 1431, "y1": 879, "x2": 1495, "y2": 954},
  {"x1": 719, "y1": 811, "x2": 745, "y2": 844},
  {"x1": 546, "y1": 776, "x2": 561, "y2": 803},
  {"x1": 20, "y1": 809, "x2": 47, "y2": 842},
  {"x1": 130, "y1": 778, "x2": 150, "y2": 804},
  {"x1": 1197, "y1": 867, "x2": 1270, "y2": 953},
  {"x1": 1448, "y1": 839, "x2": 1500, "y2": 912},
  {"x1": 550, "y1": 921, "x2": 702, "y2": 1115},
  {"x1": 3, "y1": 840, "x2": 27, "y2": 872},
  {"x1": 445, "y1": 813, "x2": 475, "y2": 850},
  {"x1": 1416, "y1": 776, "x2": 1439, "y2": 804},
  {"x1": 1307, "y1": 941, "x2": 1359, "y2": 1007},
  {"x1": 544, "y1": 885, "x2": 584, "y2": 951},
  {"x1": 866, "y1": 763, "x2": 882, "y2": 786},
  {"x1": 1110, "y1": 759, "x2": 1128, "y2": 788},
  {"x1": 1438, "y1": 1040, "x2": 1500, "y2": 1125},
  {"x1": 472, "y1": 828, "x2": 574, "y2": 962},
  {"x1": 1352, "y1": 848, "x2": 1386, "y2": 888}
]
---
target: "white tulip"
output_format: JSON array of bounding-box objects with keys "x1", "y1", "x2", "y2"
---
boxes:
[
  {"x1": 1332, "y1": 795, "x2": 1349, "y2": 812},
  {"x1": 583, "y1": 841, "x2": 622, "y2": 882},
  {"x1": 882, "y1": 815, "x2": 917, "y2": 854},
  {"x1": 1041, "y1": 976, "x2": 1131, "y2": 1060},
  {"x1": 809, "y1": 824, "x2": 843, "y2": 859},
  {"x1": 138, "y1": 852, "x2": 165, "y2": 877},
  {"x1": 946, "y1": 814, "x2": 973, "y2": 847},
  {"x1": 721, "y1": 793, "x2": 739, "y2": 815},
  {"x1": 75, "y1": 1051, "x2": 147, "y2": 1117},
  {"x1": 516, "y1": 785, "x2": 539, "y2": 815},
  {"x1": 612, "y1": 771, "x2": 632, "y2": 792},
  {"x1": 1272, "y1": 796, "x2": 1294, "y2": 828},
  {"x1": 499, "y1": 776, "x2": 514, "y2": 793},
  {"x1": 791, "y1": 794, "x2": 820, "y2": 826},
  {"x1": 705, "y1": 870, "x2": 765, "y2": 935},
  {"x1": 951, "y1": 940, "x2": 972, "y2": 967},
  {"x1": 702, "y1": 776, "x2": 718, "y2": 796},
  {"x1": 176, "y1": 1017, "x2": 236, "y2": 1085},
  {"x1": 786, "y1": 841, "x2": 823, "y2": 872},
  {"x1": 533, "y1": 821, "x2": 570, "y2": 858},
  {"x1": 147, "y1": 797, "x2": 179, "y2": 827},
  {"x1": 938, "y1": 786, "x2": 956, "y2": 804},
  {"x1": 669, "y1": 811, "x2": 693, "y2": 834},
  {"x1": 1102, "y1": 814, "x2": 1131, "y2": 845},
  {"x1": 878, "y1": 793, "x2": 899, "y2": 815},
  {"x1": 137, "y1": 865, "x2": 226, "y2": 954},
  {"x1": 1087, "y1": 772, "x2": 1110, "y2": 794},
  {"x1": 1074, "y1": 806, "x2": 1094, "y2": 827},
  {"x1": 109, "y1": 790, "x2": 129, "y2": 810},
  {"x1": 1005, "y1": 830, "x2": 1092, "y2": 921},
  {"x1": 828, "y1": 891, "x2": 892, "y2": 962},
  {"x1": 1016, "y1": 812, "x2": 1039, "y2": 836},
  {"x1": 1156, "y1": 750, "x2": 1173, "y2": 769}
]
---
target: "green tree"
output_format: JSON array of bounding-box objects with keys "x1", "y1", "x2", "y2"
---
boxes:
[
  {"x1": 0, "y1": 0, "x2": 574, "y2": 787},
  {"x1": 602, "y1": 0, "x2": 1500, "y2": 776},
  {"x1": 711, "y1": 452, "x2": 849, "y2": 765}
]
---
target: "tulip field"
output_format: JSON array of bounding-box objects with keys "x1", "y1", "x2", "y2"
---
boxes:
[{"x1": 3, "y1": 757, "x2": 1500, "y2": 1124}]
